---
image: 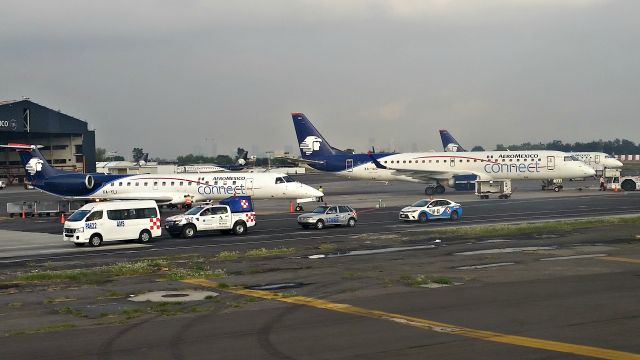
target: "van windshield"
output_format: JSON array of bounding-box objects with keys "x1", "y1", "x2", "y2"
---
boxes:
[
  {"x1": 185, "y1": 206, "x2": 205, "y2": 215},
  {"x1": 67, "y1": 210, "x2": 90, "y2": 222}
]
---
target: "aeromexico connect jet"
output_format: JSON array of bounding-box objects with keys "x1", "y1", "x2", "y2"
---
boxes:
[
  {"x1": 439, "y1": 129, "x2": 623, "y2": 173},
  {"x1": 292, "y1": 113, "x2": 595, "y2": 195},
  {"x1": 2, "y1": 144, "x2": 322, "y2": 205}
]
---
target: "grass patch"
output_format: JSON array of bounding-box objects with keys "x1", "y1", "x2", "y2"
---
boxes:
[
  {"x1": 7, "y1": 302, "x2": 23, "y2": 308},
  {"x1": 217, "y1": 282, "x2": 230, "y2": 289},
  {"x1": 119, "y1": 307, "x2": 146, "y2": 319},
  {"x1": 318, "y1": 243, "x2": 337, "y2": 251},
  {"x1": 8, "y1": 323, "x2": 77, "y2": 336},
  {"x1": 18, "y1": 270, "x2": 107, "y2": 284},
  {"x1": 97, "y1": 290, "x2": 125, "y2": 299},
  {"x1": 432, "y1": 277, "x2": 453, "y2": 285},
  {"x1": 57, "y1": 306, "x2": 87, "y2": 318},
  {"x1": 166, "y1": 268, "x2": 226, "y2": 281},
  {"x1": 245, "y1": 247, "x2": 295, "y2": 257},
  {"x1": 435, "y1": 216, "x2": 640, "y2": 238},
  {"x1": 399, "y1": 274, "x2": 431, "y2": 287},
  {"x1": 215, "y1": 251, "x2": 241, "y2": 261}
]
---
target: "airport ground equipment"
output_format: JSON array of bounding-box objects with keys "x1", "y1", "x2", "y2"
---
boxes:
[
  {"x1": 608, "y1": 175, "x2": 640, "y2": 191},
  {"x1": 541, "y1": 179, "x2": 563, "y2": 192},
  {"x1": 165, "y1": 196, "x2": 255, "y2": 238},
  {"x1": 297, "y1": 204, "x2": 357, "y2": 230},
  {"x1": 399, "y1": 198, "x2": 462, "y2": 223},
  {"x1": 475, "y1": 179, "x2": 512, "y2": 199},
  {"x1": 0, "y1": 180, "x2": 6, "y2": 189},
  {"x1": 6, "y1": 200, "x2": 85, "y2": 217}
]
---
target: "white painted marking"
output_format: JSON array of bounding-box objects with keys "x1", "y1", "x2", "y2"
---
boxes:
[
  {"x1": 457, "y1": 262, "x2": 515, "y2": 269},
  {"x1": 539, "y1": 254, "x2": 608, "y2": 261},
  {"x1": 454, "y1": 247, "x2": 556, "y2": 255}
]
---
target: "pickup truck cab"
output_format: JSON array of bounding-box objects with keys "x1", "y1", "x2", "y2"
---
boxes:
[{"x1": 165, "y1": 196, "x2": 255, "y2": 238}]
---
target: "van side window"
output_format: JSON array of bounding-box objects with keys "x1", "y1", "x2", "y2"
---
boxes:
[
  {"x1": 86, "y1": 211, "x2": 103, "y2": 221},
  {"x1": 143, "y1": 208, "x2": 158, "y2": 218},
  {"x1": 107, "y1": 209, "x2": 125, "y2": 220}
]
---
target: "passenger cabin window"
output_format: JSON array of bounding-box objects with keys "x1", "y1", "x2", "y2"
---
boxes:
[
  {"x1": 162, "y1": 182, "x2": 166, "y2": 186},
  {"x1": 118, "y1": 182, "x2": 123, "y2": 186},
  {"x1": 171, "y1": 181, "x2": 175, "y2": 186},
  {"x1": 86, "y1": 211, "x2": 103, "y2": 221}
]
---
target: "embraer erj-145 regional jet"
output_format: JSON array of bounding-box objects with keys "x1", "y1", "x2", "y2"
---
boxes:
[
  {"x1": 439, "y1": 130, "x2": 623, "y2": 172},
  {"x1": 2, "y1": 144, "x2": 322, "y2": 205},
  {"x1": 292, "y1": 113, "x2": 595, "y2": 195}
]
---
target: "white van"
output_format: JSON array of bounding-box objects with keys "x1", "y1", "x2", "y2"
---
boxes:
[{"x1": 63, "y1": 200, "x2": 161, "y2": 247}]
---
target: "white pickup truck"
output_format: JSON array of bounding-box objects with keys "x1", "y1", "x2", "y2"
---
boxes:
[
  {"x1": 0, "y1": 180, "x2": 6, "y2": 190},
  {"x1": 164, "y1": 196, "x2": 256, "y2": 238}
]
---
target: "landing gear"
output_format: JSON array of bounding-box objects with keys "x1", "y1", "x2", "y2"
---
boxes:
[{"x1": 424, "y1": 184, "x2": 446, "y2": 195}]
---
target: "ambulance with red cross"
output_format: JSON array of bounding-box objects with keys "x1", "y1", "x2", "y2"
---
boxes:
[
  {"x1": 165, "y1": 196, "x2": 256, "y2": 238},
  {"x1": 63, "y1": 200, "x2": 161, "y2": 247}
]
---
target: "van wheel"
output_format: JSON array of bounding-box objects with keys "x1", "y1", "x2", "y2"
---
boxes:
[
  {"x1": 315, "y1": 220, "x2": 325, "y2": 230},
  {"x1": 88, "y1": 234, "x2": 102, "y2": 247},
  {"x1": 418, "y1": 212, "x2": 428, "y2": 223},
  {"x1": 450, "y1": 211, "x2": 459, "y2": 221},
  {"x1": 138, "y1": 229, "x2": 152, "y2": 243},
  {"x1": 181, "y1": 225, "x2": 197, "y2": 239},
  {"x1": 233, "y1": 221, "x2": 247, "y2": 235},
  {"x1": 347, "y1": 218, "x2": 356, "y2": 227}
]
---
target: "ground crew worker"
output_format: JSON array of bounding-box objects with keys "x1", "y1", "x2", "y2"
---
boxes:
[
  {"x1": 599, "y1": 176, "x2": 606, "y2": 191},
  {"x1": 318, "y1": 185, "x2": 324, "y2": 202},
  {"x1": 184, "y1": 194, "x2": 193, "y2": 209}
]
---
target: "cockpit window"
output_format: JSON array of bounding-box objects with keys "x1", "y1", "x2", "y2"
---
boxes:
[
  {"x1": 275, "y1": 177, "x2": 286, "y2": 184},
  {"x1": 283, "y1": 176, "x2": 295, "y2": 183}
]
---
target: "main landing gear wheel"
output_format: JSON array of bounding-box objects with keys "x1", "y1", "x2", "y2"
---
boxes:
[
  {"x1": 435, "y1": 185, "x2": 445, "y2": 194},
  {"x1": 425, "y1": 187, "x2": 435, "y2": 195}
]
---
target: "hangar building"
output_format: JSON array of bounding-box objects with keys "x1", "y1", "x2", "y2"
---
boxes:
[{"x1": 0, "y1": 99, "x2": 96, "y2": 184}]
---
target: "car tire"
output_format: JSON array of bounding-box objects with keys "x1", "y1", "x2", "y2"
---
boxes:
[
  {"x1": 181, "y1": 225, "x2": 197, "y2": 239},
  {"x1": 450, "y1": 211, "x2": 459, "y2": 221},
  {"x1": 347, "y1": 217, "x2": 356, "y2": 227},
  {"x1": 88, "y1": 234, "x2": 102, "y2": 247},
  {"x1": 418, "y1": 212, "x2": 428, "y2": 223},
  {"x1": 138, "y1": 229, "x2": 152, "y2": 243},
  {"x1": 315, "y1": 220, "x2": 325, "y2": 230},
  {"x1": 233, "y1": 221, "x2": 247, "y2": 235}
]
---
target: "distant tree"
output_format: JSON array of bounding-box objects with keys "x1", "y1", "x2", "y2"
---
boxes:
[
  {"x1": 96, "y1": 147, "x2": 107, "y2": 162},
  {"x1": 132, "y1": 147, "x2": 145, "y2": 162},
  {"x1": 470, "y1": 145, "x2": 484, "y2": 151},
  {"x1": 495, "y1": 144, "x2": 508, "y2": 151}
]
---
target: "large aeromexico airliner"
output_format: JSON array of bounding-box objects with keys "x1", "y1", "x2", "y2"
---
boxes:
[
  {"x1": 2, "y1": 144, "x2": 322, "y2": 205},
  {"x1": 439, "y1": 130, "x2": 623, "y2": 172},
  {"x1": 292, "y1": 113, "x2": 596, "y2": 194}
]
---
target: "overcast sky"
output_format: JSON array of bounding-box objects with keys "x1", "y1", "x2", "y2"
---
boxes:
[{"x1": 1, "y1": 0, "x2": 638, "y2": 158}]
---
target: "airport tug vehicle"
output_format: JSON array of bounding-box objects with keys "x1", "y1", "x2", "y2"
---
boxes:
[
  {"x1": 165, "y1": 196, "x2": 255, "y2": 238},
  {"x1": 297, "y1": 204, "x2": 358, "y2": 230},
  {"x1": 399, "y1": 199, "x2": 462, "y2": 223}
]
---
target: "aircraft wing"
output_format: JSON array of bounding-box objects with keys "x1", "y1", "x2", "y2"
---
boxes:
[{"x1": 276, "y1": 156, "x2": 326, "y2": 166}]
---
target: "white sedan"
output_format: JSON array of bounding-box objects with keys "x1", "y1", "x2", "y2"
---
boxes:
[{"x1": 399, "y1": 199, "x2": 463, "y2": 223}]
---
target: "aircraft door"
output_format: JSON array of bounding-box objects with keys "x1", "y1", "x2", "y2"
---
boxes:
[
  {"x1": 245, "y1": 179, "x2": 254, "y2": 196},
  {"x1": 346, "y1": 159, "x2": 354, "y2": 172},
  {"x1": 595, "y1": 155, "x2": 600, "y2": 164},
  {"x1": 547, "y1": 156, "x2": 555, "y2": 171},
  {"x1": 450, "y1": 157, "x2": 456, "y2": 167}
]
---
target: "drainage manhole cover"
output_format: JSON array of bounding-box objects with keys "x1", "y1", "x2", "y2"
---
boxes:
[{"x1": 129, "y1": 290, "x2": 219, "y2": 302}]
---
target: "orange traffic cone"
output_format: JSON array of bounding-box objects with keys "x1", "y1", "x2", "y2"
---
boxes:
[
  {"x1": 289, "y1": 200, "x2": 294, "y2": 213},
  {"x1": 59, "y1": 213, "x2": 65, "y2": 224},
  {"x1": 21, "y1": 209, "x2": 26, "y2": 219}
]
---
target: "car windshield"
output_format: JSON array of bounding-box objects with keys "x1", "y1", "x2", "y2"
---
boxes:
[
  {"x1": 411, "y1": 200, "x2": 430, "y2": 207},
  {"x1": 184, "y1": 206, "x2": 205, "y2": 215},
  {"x1": 311, "y1": 206, "x2": 330, "y2": 214},
  {"x1": 67, "y1": 210, "x2": 90, "y2": 222}
]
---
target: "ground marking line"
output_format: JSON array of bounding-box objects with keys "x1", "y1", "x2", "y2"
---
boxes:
[
  {"x1": 600, "y1": 256, "x2": 640, "y2": 264},
  {"x1": 184, "y1": 279, "x2": 640, "y2": 360}
]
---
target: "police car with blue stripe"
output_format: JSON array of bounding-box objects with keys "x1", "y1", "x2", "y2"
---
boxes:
[{"x1": 399, "y1": 199, "x2": 462, "y2": 223}]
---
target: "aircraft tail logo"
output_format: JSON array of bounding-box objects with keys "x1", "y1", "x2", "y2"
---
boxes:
[
  {"x1": 26, "y1": 158, "x2": 44, "y2": 175},
  {"x1": 300, "y1": 136, "x2": 323, "y2": 155}
]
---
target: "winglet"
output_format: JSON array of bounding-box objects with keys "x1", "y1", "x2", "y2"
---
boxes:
[{"x1": 368, "y1": 152, "x2": 388, "y2": 169}]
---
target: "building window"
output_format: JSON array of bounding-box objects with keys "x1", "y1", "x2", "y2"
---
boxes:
[
  {"x1": 75, "y1": 155, "x2": 83, "y2": 163},
  {"x1": 53, "y1": 159, "x2": 67, "y2": 164}
]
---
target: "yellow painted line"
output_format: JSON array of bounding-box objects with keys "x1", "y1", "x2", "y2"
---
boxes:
[
  {"x1": 600, "y1": 256, "x2": 640, "y2": 264},
  {"x1": 184, "y1": 279, "x2": 640, "y2": 360}
]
